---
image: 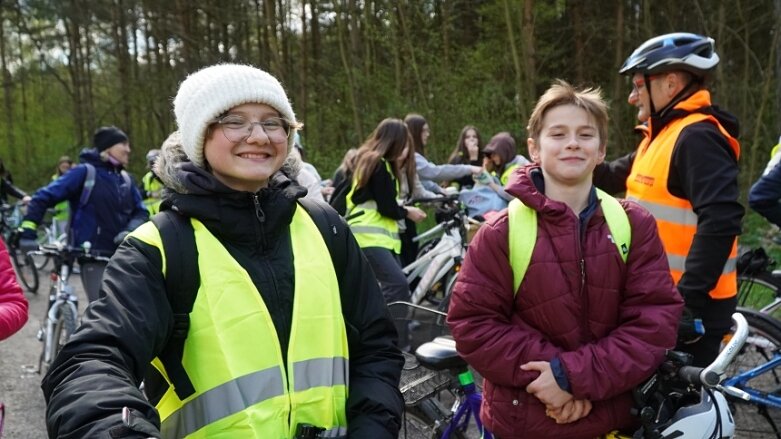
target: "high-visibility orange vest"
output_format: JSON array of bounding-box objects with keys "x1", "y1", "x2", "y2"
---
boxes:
[{"x1": 626, "y1": 91, "x2": 740, "y2": 300}]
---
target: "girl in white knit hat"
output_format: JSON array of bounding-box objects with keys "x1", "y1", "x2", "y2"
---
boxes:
[{"x1": 41, "y1": 63, "x2": 404, "y2": 439}]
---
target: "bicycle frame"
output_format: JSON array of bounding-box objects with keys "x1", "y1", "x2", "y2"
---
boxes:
[
  {"x1": 722, "y1": 350, "x2": 781, "y2": 409},
  {"x1": 443, "y1": 369, "x2": 492, "y2": 439},
  {"x1": 406, "y1": 226, "x2": 463, "y2": 304}
]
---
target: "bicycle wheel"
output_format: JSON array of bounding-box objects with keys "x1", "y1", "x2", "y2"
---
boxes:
[
  {"x1": 738, "y1": 272, "x2": 781, "y2": 319},
  {"x1": 31, "y1": 225, "x2": 51, "y2": 270},
  {"x1": 437, "y1": 271, "x2": 459, "y2": 313},
  {"x1": 10, "y1": 247, "x2": 39, "y2": 294},
  {"x1": 40, "y1": 304, "x2": 77, "y2": 375},
  {"x1": 725, "y1": 307, "x2": 781, "y2": 438}
]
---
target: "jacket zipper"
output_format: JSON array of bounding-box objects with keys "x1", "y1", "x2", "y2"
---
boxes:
[
  {"x1": 252, "y1": 194, "x2": 268, "y2": 250},
  {"x1": 577, "y1": 224, "x2": 590, "y2": 344}
]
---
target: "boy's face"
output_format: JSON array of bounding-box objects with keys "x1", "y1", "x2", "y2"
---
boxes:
[
  {"x1": 527, "y1": 104, "x2": 605, "y2": 187},
  {"x1": 204, "y1": 103, "x2": 289, "y2": 193}
]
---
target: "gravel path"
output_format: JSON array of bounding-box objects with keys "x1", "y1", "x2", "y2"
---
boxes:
[{"x1": 1, "y1": 266, "x2": 88, "y2": 438}]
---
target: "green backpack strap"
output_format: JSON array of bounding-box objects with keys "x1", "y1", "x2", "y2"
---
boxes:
[
  {"x1": 596, "y1": 188, "x2": 631, "y2": 263},
  {"x1": 508, "y1": 198, "x2": 537, "y2": 295},
  {"x1": 507, "y1": 190, "x2": 631, "y2": 297}
]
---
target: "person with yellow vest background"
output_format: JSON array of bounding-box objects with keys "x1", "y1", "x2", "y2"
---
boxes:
[
  {"x1": 594, "y1": 33, "x2": 743, "y2": 368},
  {"x1": 140, "y1": 148, "x2": 164, "y2": 214},
  {"x1": 41, "y1": 64, "x2": 404, "y2": 439},
  {"x1": 345, "y1": 118, "x2": 427, "y2": 349}
]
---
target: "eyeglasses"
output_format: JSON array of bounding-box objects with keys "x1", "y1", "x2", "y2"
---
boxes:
[
  {"x1": 214, "y1": 115, "x2": 292, "y2": 143},
  {"x1": 631, "y1": 74, "x2": 664, "y2": 93}
]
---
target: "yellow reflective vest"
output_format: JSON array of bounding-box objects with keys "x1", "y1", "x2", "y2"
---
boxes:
[
  {"x1": 142, "y1": 172, "x2": 164, "y2": 215},
  {"x1": 625, "y1": 91, "x2": 740, "y2": 300},
  {"x1": 129, "y1": 207, "x2": 349, "y2": 438},
  {"x1": 346, "y1": 160, "x2": 402, "y2": 253}
]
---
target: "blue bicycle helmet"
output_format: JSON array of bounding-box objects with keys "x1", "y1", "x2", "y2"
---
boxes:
[{"x1": 619, "y1": 32, "x2": 719, "y2": 77}]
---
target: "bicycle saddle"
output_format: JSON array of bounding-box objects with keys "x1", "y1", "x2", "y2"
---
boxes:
[{"x1": 415, "y1": 337, "x2": 468, "y2": 371}]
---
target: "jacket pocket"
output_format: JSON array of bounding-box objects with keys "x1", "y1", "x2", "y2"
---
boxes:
[{"x1": 483, "y1": 382, "x2": 526, "y2": 437}]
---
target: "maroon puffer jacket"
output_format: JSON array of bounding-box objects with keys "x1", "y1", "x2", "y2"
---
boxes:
[{"x1": 448, "y1": 165, "x2": 682, "y2": 438}]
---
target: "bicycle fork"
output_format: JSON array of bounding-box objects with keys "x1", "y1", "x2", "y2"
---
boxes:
[{"x1": 38, "y1": 285, "x2": 77, "y2": 366}]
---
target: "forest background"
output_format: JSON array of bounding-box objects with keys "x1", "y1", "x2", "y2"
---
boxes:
[{"x1": 0, "y1": 0, "x2": 779, "y2": 206}]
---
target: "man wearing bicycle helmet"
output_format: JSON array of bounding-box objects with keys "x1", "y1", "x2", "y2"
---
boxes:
[{"x1": 595, "y1": 32, "x2": 743, "y2": 367}]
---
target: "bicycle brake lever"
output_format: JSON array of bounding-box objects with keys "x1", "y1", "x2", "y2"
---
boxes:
[{"x1": 719, "y1": 384, "x2": 751, "y2": 401}]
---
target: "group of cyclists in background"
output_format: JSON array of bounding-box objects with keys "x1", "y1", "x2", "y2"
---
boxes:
[{"x1": 0, "y1": 30, "x2": 778, "y2": 438}]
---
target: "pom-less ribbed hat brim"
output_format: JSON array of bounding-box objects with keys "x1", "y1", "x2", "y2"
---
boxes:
[{"x1": 173, "y1": 64, "x2": 297, "y2": 167}]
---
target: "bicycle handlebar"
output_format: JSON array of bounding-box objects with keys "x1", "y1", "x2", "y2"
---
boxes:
[
  {"x1": 33, "y1": 243, "x2": 112, "y2": 263},
  {"x1": 404, "y1": 193, "x2": 460, "y2": 206}
]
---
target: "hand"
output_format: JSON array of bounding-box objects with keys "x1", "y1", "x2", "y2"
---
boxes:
[
  {"x1": 521, "y1": 361, "x2": 573, "y2": 410},
  {"x1": 546, "y1": 399, "x2": 592, "y2": 424},
  {"x1": 473, "y1": 170, "x2": 492, "y2": 185},
  {"x1": 21, "y1": 195, "x2": 31, "y2": 205},
  {"x1": 678, "y1": 306, "x2": 705, "y2": 345},
  {"x1": 405, "y1": 206, "x2": 427, "y2": 223},
  {"x1": 469, "y1": 165, "x2": 482, "y2": 175},
  {"x1": 18, "y1": 238, "x2": 39, "y2": 254},
  {"x1": 113, "y1": 230, "x2": 130, "y2": 245}
]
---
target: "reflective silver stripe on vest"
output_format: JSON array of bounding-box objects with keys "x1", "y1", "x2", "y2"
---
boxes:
[
  {"x1": 667, "y1": 254, "x2": 737, "y2": 274},
  {"x1": 293, "y1": 357, "x2": 349, "y2": 391},
  {"x1": 162, "y1": 357, "x2": 348, "y2": 438},
  {"x1": 626, "y1": 196, "x2": 698, "y2": 226},
  {"x1": 349, "y1": 225, "x2": 400, "y2": 240},
  {"x1": 321, "y1": 426, "x2": 349, "y2": 437},
  {"x1": 161, "y1": 366, "x2": 284, "y2": 438}
]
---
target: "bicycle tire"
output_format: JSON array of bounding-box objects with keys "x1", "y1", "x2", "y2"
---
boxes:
[
  {"x1": 402, "y1": 398, "x2": 468, "y2": 439},
  {"x1": 725, "y1": 307, "x2": 781, "y2": 438},
  {"x1": 41, "y1": 304, "x2": 77, "y2": 375},
  {"x1": 11, "y1": 248, "x2": 39, "y2": 294},
  {"x1": 738, "y1": 272, "x2": 781, "y2": 319},
  {"x1": 32, "y1": 225, "x2": 52, "y2": 270},
  {"x1": 436, "y1": 271, "x2": 459, "y2": 313}
]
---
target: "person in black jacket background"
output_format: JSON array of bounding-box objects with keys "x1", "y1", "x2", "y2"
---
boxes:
[{"x1": 41, "y1": 64, "x2": 403, "y2": 438}]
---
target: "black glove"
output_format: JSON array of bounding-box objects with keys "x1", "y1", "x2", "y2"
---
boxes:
[
  {"x1": 113, "y1": 230, "x2": 130, "y2": 245},
  {"x1": 677, "y1": 307, "x2": 705, "y2": 345},
  {"x1": 18, "y1": 238, "x2": 39, "y2": 255}
]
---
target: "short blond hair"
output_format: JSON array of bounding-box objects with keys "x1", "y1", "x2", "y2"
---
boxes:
[{"x1": 526, "y1": 80, "x2": 608, "y2": 146}]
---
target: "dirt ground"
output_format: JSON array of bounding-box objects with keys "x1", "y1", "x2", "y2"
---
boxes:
[{"x1": 0, "y1": 265, "x2": 87, "y2": 438}]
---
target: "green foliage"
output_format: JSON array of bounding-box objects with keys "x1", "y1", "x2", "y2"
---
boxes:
[{"x1": 0, "y1": 0, "x2": 778, "y2": 211}]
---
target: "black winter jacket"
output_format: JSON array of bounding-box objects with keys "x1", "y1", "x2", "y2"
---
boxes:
[{"x1": 41, "y1": 158, "x2": 403, "y2": 438}]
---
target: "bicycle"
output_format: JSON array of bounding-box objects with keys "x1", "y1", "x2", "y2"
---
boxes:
[
  {"x1": 0, "y1": 202, "x2": 38, "y2": 293},
  {"x1": 735, "y1": 245, "x2": 781, "y2": 320},
  {"x1": 389, "y1": 301, "x2": 487, "y2": 439},
  {"x1": 30, "y1": 208, "x2": 68, "y2": 271},
  {"x1": 402, "y1": 195, "x2": 479, "y2": 311},
  {"x1": 719, "y1": 306, "x2": 781, "y2": 437},
  {"x1": 31, "y1": 241, "x2": 110, "y2": 374}
]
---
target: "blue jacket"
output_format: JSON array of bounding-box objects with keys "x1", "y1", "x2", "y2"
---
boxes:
[{"x1": 24, "y1": 149, "x2": 148, "y2": 255}]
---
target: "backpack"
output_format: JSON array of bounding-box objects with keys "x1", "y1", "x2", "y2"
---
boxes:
[
  {"x1": 507, "y1": 189, "x2": 631, "y2": 294},
  {"x1": 77, "y1": 163, "x2": 132, "y2": 209},
  {"x1": 66, "y1": 163, "x2": 133, "y2": 241},
  {"x1": 146, "y1": 198, "x2": 345, "y2": 401}
]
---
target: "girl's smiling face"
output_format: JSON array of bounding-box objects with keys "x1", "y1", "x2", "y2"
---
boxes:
[{"x1": 204, "y1": 103, "x2": 289, "y2": 192}]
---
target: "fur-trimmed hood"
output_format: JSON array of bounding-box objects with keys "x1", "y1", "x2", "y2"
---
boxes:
[{"x1": 154, "y1": 130, "x2": 302, "y2": 195}]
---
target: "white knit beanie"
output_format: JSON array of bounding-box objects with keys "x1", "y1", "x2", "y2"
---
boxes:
[{"x1": 173, "y1": 64, "x2": 297, "y2": 168}]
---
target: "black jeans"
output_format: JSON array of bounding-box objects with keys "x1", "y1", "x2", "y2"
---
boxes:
[
  {"x1": 79, "y1": 260, "x2": 107, "y2": 303},
  {"x1": 362, "y1": 246, "x2": 411, "y2": 349}
]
